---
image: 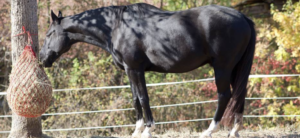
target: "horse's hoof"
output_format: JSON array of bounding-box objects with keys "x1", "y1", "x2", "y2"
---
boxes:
[
  {"x1": 200, "y1": 131, "x2": 212, "y2": 138},
  {"x1": 141, "y1": 131, "x2": 152, "y2": 138},
  {"x1": 132, "y1": 131, "x2": 142, "y2": 138},
  {"x1": 228, "y1": 132, "x2": 240, "y2": 138}
]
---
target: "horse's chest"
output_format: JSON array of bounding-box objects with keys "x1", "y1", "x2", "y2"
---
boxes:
[
  {"x1": 111, "y1": 48, "x2": 125, "y2": 70},
  {"x1": 111, "y1": 32, "x2": 148, "y2": 68}
]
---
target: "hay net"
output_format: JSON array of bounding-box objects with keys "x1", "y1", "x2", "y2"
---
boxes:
[{"x1": 7, "y1": 45, "x2": 53, "y2": 118}]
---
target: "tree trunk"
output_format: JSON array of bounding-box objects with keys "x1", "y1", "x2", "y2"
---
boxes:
[
  {"x1": 160, "y1": 0, "x2": 163, "y2": 9},
  {"x1": 9, "y1": 0, "x2": 41, "y2": 137}
]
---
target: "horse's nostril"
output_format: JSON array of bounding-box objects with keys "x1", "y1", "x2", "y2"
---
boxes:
[
  {"x1": 39, "y1": 53, "x2": 42, "y2": 58},
  {"x1": 39, "y1": 53, "x2": 45, "y2": 61}
]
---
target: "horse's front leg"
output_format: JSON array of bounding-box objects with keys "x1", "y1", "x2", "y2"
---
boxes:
[
  {"x1": 129, "y1": 80, "x2": 145, "y2": 138},
  {"x1": 126, "y1": 69, "x2": 155, "y2": 138}
]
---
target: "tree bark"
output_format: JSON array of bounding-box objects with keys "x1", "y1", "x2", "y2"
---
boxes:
[
  {"x1": 10, "y1": 0, "x2": 41, "y2": 137},
  {"x1": 160, "y1": 0, "x2": 163, "y2": 9}
]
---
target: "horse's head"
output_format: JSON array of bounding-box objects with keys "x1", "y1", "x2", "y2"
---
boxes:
[{"x1": 40, "y1": 10, "x2": 72, "y2": 67}]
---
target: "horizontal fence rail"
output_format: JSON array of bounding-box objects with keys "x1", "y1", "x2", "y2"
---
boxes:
[
  {"x1": 1, "y1": 115, "x2": 300, "y2": 133},
  {"x1": 0, "y1": 97, "x2": 299, "y2": 118},
  {"x1": 0, "y1": 74, "x2": 299, "y2": 95},
  {"x1": 0, "y1": 74, "x2": 299, "y2": 134}
]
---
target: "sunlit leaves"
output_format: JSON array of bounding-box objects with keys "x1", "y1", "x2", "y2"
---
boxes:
[
  {"x1": 250, "y1": 0, "x2": 300, "y2": 127},
  {"x1": 270, "y1": 1, "x2": 300, "y2": 59}
]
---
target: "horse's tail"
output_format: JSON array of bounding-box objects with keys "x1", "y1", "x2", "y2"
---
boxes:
[{"x1": 222, "y1": 16, "x2": 256, "y2": 126}]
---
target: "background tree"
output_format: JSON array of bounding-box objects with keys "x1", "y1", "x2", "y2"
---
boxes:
[{"x1": 9, "y1": 0, "x2": 41, "y2": 137}]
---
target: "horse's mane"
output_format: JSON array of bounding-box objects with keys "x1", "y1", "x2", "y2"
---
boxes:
[
  {"x1": 124, "y1": 3, "x2": 164, "y2": 17},
  {"x1": 68, "y1": 3, "x2": 164, "y2": 20}
]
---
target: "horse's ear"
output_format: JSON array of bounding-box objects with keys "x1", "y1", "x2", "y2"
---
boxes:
[
  {"x1": 51, "y1": 10, "x2": 58, "y2": 22},
  {"x1": 58, "y1": 11, "x2": 63, "y2": 18}
]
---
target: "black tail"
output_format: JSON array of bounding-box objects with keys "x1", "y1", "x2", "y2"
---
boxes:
[{"x1": 222, "y1": 16, "x2": 256, "y2": 126}]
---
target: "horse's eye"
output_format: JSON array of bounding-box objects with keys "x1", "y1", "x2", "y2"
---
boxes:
[
  {"x1": 46, "y1": 33, "x2": 52, "y2": 37},
  {"x1": 46, "y1": 31, "x2": 55, "y2": 37}
]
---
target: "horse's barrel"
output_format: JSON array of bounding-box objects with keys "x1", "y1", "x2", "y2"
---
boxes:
[{"x1": 6, "y1": 46, "x2": 53, "y2": 118}]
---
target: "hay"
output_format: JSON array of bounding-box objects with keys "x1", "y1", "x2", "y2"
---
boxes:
[{"x1": 7, "y1": 46, "x2": 52, "y2": 118}]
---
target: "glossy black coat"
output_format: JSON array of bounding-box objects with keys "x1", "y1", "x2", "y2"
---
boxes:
[{"x1": 40, "y1": 3, "x2": 255, "y2": 128}]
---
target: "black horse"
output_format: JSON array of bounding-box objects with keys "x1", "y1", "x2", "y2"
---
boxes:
[{"x1": 40, "y1": 3, "x2": 255, "y2": 138}]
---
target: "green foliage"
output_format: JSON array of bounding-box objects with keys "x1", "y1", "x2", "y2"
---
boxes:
[
  {"x1": 249, "y1": 0, "x2": 300, "y2": 127},
  {"x1": 270, "y1": 0, "x2": 300, "y2": 59},
  {"x1": 2, "y1": 0, "x2": 300, "y2": 137},
  {"x1": 39, "y1": 0, "x2": 300, "y2": 135}
]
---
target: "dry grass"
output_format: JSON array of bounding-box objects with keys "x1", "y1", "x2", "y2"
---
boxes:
[{"x1": 1, "y1": 125, "x2": 299, "y2": 138}]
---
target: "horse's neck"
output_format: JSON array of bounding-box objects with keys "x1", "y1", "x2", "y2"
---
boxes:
[
  {"x1": 67, "y1": 32, "x2": 111, "y2": 53},
  {"x1": 61, "y1": 8, "x2": 120, "y2": 53}
]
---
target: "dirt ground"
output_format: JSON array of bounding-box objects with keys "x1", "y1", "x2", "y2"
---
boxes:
[
  {"x1": 111, "y1": 127, "x2": 300, "y2": 138},
  {"x1": 1, "y1": 126, "x2": 299, "y2": 138}
]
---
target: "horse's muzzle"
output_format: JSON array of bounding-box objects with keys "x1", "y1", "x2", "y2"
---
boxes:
[
  {"x1": 39, "y1": 56, "x2": 53, "y2": 68},
  {"x1": 43, "y1": 60, "x2": 53, "y2": 68},
  {"x1": 39, "y1": 51, "x2": 54, "y2": 68}
]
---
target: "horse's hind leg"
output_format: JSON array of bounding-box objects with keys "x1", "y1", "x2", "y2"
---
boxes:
[
  {"x1": 200, "y1": 68, "x2": 232, "y2": 138},
  {"x1": 228, "y1": 112, "x2": 243, "y2": 137},
  {"x1": 228, "y1": 70, "x2": 244, "y2": 137}
]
